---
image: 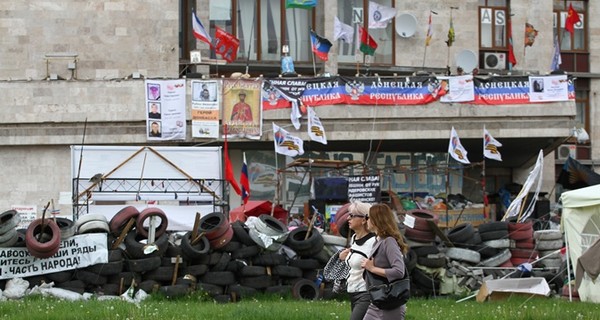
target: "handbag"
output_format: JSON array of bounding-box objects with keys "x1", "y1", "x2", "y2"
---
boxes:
[
  {"x1": 364, "y1": 244, "x2": 410, "y2": 310},
  {"x1": 323, "y1": 249, "x2": 350, "y2": 281},
  {"x1": 364, "y1": 268, "x2": 410, "y2": 310}
]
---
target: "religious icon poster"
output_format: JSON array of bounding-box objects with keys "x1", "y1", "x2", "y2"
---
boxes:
[{"x1": 222, "y1": 79, "x2": 262, "y2": 139}]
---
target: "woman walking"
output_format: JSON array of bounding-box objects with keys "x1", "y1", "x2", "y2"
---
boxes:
[
  {"x1": 339, "y1": 201, "x2": 376, "y2": 320},
  {"x1": 361, "y1": 203, "x2": 409, "y2": 320}
]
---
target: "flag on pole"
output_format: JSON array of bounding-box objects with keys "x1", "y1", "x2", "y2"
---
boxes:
[
  {"x1": 273, "y1": 123, "x2": 305, "y2": 157},
  {"x1": 483, "y1": 126, "x2": 502, "y2": 161},
  {"x1": 445, "y1": 15, "x2": 455, "y2": 47},
  {"x1": 503, "y1": 150, "x2": 544, "y2": 222},
  {"x1": 425, "y1": 12, "x2": 433, "y2": 46},
  {"x1": 359, "y1": 25, "x2": 378, "y2": 56},
  {"x1": 565, "y1": 3, "x2": 581, "y2": 36},
  {"x1": 448, "y1": 127, "x2": 470, "y2": 164},
  {"x1": 507, "y1": 18, "x2": 517, "y2": 68},
  {"x1": 241, "y1": 152, "x2": 250, "y2": 204},
  {"x1": 214, "y1": 26, "x2": 240, "y2": 63},
  {"x1": 307, "y1": 107, "x2": 327, "y2": 145},
  {"x1": 192, "y1": 10, "x2": 212, "y2": 46},
  {"x1": 551, "y1": 35, "x2": 562, "y2": 71},
  {"x1": 368, "y1": 1, "x2": 396, "y2": 29},
  {"x1": 223, "y1": 125, "x2": 242, "y2": 195},
  {"x1": 524, "y1": 23, "x2": 538, "y2": 47},
  {"x1": 310, "y1": 30, "x2": 333, "y2": 61},
  {"x1": 285, "y1": 0, "x2": 317, "y2": 9},
  {"x1": 333, "y1": 16, "x2": 354, "y2": 42}
]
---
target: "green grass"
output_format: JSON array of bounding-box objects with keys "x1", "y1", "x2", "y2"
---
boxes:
[{"x1": 0, "y1": 293, "x2": 599, "y2": 320}]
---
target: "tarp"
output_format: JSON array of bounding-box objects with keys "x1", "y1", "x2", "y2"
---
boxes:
[
  {"x1": 560, "y1": 184, "x2": 600, "y2": 303},
  {"x1": 229, "y1": 200, "x2": 288, "y2": 225}
]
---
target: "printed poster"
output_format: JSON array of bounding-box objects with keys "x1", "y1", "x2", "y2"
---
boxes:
[
  {"x1": 223, "y1": 80, "x2": 262, "y2": 139},
  {"x1": 191, "y1": 80, "x2": 220, "y2": 138},
  {"x1": 440, "y1": 75, "x2": 475, "y2": 103},
  {"x1": 145, "y1": 79, "x2": 186, "y2": 141},
  {"x1": 529, "y1": 75, "x2": 569, "y2": 102}
]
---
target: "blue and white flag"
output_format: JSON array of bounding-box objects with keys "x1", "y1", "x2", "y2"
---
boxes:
[
  {"x1": 448, "y1": 127, "x2": 470, "y2": 164},
  {"x1": 192, "y1": 11, "x2": 212, "y2": 46},
  {"x1": 551, "y1": 35, "x2": 562, "y2": 71}
]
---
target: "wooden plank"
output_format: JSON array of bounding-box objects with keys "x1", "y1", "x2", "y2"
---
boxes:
[{"x1": 427, "y1": 219, "x2": 454, "y2": 247}]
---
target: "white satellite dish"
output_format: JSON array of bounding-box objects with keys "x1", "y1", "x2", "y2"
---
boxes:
[
  {"x1": 455, "y1": 50, "x2": 478, "y2": 72},
  {"x1": 395, "y1": 13, "x2": 417, "y2": 38}
]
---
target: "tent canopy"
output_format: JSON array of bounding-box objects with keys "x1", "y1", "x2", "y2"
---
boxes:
[
  {"x1": 560, "y1": 184, "x2": 600, "y2": 303},
  {"x1": 229, "y1": 200, "x2": 288, "y2": 224}
]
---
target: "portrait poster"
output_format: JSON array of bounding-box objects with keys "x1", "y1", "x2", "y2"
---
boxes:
[
  {"x1": 528, "y1": 75, "x2": 569, "y2": 102},
  {"x1": 145, "y1": 79, "x2": 186, "y2": 141},
  {"x1": 222, "y1": 79, "x2": 262, "y2": 139},
  {"x1": 439, "y1": 75, "x2": 475, "y2": 103},
  {"x1": 191, "y1": 80, "x2": 220, "y2": 138}
]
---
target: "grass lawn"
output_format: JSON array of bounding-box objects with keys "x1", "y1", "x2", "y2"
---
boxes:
[{"x1": 1, "y1": 292, "x2": 599, "y2": 320}]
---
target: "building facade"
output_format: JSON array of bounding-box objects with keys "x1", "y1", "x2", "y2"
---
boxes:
[{"x1": 0, "y1": 0, "x2": 595, "y2": 219}]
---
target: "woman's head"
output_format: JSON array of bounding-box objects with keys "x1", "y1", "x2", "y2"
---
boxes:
[
  {"x1": 347, "y1": 201, "x2": 371, "y2": 233},
  {"x1": 367, "y1": 203, "x2": 408, "y2": 253}
]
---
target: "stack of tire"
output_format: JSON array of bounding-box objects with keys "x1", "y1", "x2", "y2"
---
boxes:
[
  {"x1": 507, "y1": 220, "x2": 536, "y2": 267},
  {"x1": 403, "y1": 210, "x2": 442, "y2": 296},
  {"x1": 0, "y1": 210, "x2": 22, "y2": 248},
  {"x1": 533, "y1": 229, "x2": 563, "y2": 269},
  {"x1": 332, "y1": 203, "x2": 351, "y2": 238},
  {"x1": 476, "y1": 222, "x2": 512, "y2": 269},
  {"x1": 446, "y1": 223, "x2": 482, "y2": 267}
]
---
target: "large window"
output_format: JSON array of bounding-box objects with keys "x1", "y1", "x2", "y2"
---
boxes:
[
  {"x1": 206, "y1": 0, "x2": 314, "y2": 62},
  {"x1": 337, "y1": 0, "x2": 394, "y2": 65},
  {"x1": 479, "y1": 0, "x2": 507, "y2": 49},
  {"x1": 553, "y1": 1, "x2": 586, "y2": 51}
]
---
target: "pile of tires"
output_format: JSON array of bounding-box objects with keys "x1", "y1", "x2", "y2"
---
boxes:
[
  {"x1": 476, "y1": 222, "x2": 513, "y2": 269},
  {"x1": 0, "y1": 210, "x2": 21, "y2": 248},
  {"x1": 403, "y1": 210, "x2": 438, "y2": 246},
  {"x1": 507, "y1": 220, "x2": 536, "y2": 267},
  {"x1": 533, "y1": 229, "x2": 563, "y2": 269}
]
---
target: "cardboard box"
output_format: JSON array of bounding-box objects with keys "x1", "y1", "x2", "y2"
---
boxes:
[{"x1": 476, "y1": 277, "x2": 551, "y2": 302}]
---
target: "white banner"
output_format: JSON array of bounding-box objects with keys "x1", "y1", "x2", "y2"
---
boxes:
[
  {"x1": 528, "y1": 75, "x2": 569, "y2": 102},
  {"x1": 440, "y1": 75, "x2": 475, "y2": 103},
  {"x1": 0, "y1": 234, "x2": 108, "y2": 280},
  {"x1": 145, "y1": 79, "x2": 187, "y2": 141},
  {"x1": 191, "y1": 80, "x2": 220, "y2": 139}
]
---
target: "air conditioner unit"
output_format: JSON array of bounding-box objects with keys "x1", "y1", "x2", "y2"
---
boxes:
[
  {"x1": 484, "y1": 52, "x2": 507, "y2": 69},
  {"x1": 557, "y1": 144, "x2": 577, "y2": 160}
]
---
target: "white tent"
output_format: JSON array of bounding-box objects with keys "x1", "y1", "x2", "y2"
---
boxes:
[{"x1": 560, "y1": 184, "x2": 600, "y2": 303}]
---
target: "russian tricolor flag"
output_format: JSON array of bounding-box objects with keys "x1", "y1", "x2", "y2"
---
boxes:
[
  {"x1": 241, "y1": 152, "x2": 250, "y2": 204},
  {"x1": 192, "y1": 10, "x2": 212, "y2": 47}
]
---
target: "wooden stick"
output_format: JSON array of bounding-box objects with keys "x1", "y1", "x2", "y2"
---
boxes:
[
  {"x1": 111, "y1": 218, "x2": 136, "y2": 249},
  {"x1": 171, "y1": 254, "x2": 180, "y2": 286},
  {"x1": 75, "y1": 147, "x2": 145, "y2": 201},
  {"x1": 190, "y1": 212, "x2": 201, "y2": 244},
  {"x1": 37, "y1": 201, "x2": 51, "y2": 242},
  {"x1": 191, "y1": 231, "x2": 206, "y2": 246},
  {"x1": 148, "y1": 147, "x2": 220, "y2": 200},
  {"x1": 305, "y1": 209, "x2": 318, "y2": 240}
]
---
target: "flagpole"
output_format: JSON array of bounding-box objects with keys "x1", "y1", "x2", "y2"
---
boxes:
[
  {"x1": 445, "y1": 154, "x2": 450, "y2": 230},
  {"x1": 244, "y1": 5, "x2": 256, "y2": 75},
  {"x1": 270, "y1": 147, "x2": 280, "y2": 217},
  {"x1": 446, "y1": 7, "x2": 458, "y2": 72}
]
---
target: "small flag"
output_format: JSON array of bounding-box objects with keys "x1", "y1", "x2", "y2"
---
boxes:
[
  {"x1": 368, "y1": 1, "x2": 396, "y2": 29},
  {"x1": 273, "y1": 123, "x2": 304, "y2": 157},
  {"x1": 214, "y1": 26, "x2": 240, "y2": 63},
  {"x1": 192, "y1": 11, "x2": 212, "y2": 46},
  {"x1": 223, "y1": 125, "x2": 242, "y2": 196},
  {"x1": 359, "y1": 25, "x2": 378, "y2": 56},
  {"x1": 448, "y1": 127, "x2": 470, "y2": 164},
  {"x1": 333, "y1": 16, "x2": 354, "y2": 42},
  {"x1": 524, "y1": 23, "x2": 538, "y2": 47},
  {"x1": 507, "y1": 18, "x2": 517, "y2": 68},
  {"x1": 483, "y1": 126, "x2": 502, "y2": 161},
  {"x1": 285, "y1": 0, "x2": 317, "y2": 9},
  {"x1": 425, "y1": 12, "x2": 433, "y2": 46},
  {"x1": 310, "y1": 30, "x2": 332, "y2": 61},
  {"x1": 241, "y1": 152, "x2": 250, "y2": 204},
  {"x1": 446, "y1": 15, "x2": 455, "y2": 47},
  {"x1": 557, "y1": 156, "x2": 600, "y2": 190},
  {"x1": 551, "y1": 35, "x2": 562, "y2": 71},
  {"x1": 565, "y1": 3, "x2": 581, "y2": 36},
  {"x1": 307, "y1": 107, "x2": 327, "y2": 145}
]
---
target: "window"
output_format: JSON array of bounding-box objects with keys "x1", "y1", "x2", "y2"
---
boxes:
[
  {"x1": 181, "y1": 0, "x2": 316, "y2": 63},
  {"x1": 478, "y1": 0, "x2": 508, "y2": 49},
  {"x1": 553, "y1": 1, "x2": 586, "y2": 51},
  {"x1": 337, "y1": 0, "x2": 394, "y2": 65}
]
